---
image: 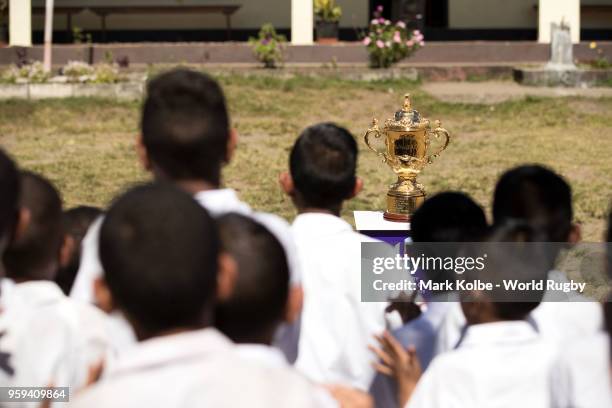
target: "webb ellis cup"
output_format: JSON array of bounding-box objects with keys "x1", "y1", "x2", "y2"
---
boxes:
[{"x1": 364, "y1": 94, "x2": 451, "y2": 222}]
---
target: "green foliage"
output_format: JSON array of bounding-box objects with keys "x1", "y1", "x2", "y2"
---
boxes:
[
  {"x1": 72, "y1": 26, "x2": 92, "y2": 45},
  {"x1": 248, "y1": 24, "x2": 286, "y2": 69},
  {"x1": 61, "y1": 61, "x2": 121, "y2": 83},
  {"x1": 314, "y1": 0, "x2": 342, "y2": 23},
  {"x1": 363, "y1": 6, "x2": 423, "y2": 68},
  {"x1": 1, "y1": 62, "x2": 49, "y2": 84}
]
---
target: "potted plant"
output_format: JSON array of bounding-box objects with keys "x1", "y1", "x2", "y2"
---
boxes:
[
  {"x1": 249, "y1": 24, "x2": 286, "y2": 69},
  {"x1": 363, "y1": 5, "x2": 424, "y2": 68},
  {"x1": 0, "y1": 0, "x2": 8, "y2": 46},
  {"x1": 314, "y1": 0, "x2": 342, "y2": 44}
]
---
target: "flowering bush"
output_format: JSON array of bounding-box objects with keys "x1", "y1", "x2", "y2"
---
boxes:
[
  {"x1": 249, "y1": 24, "x2": 286, "y2": 69},
  {"x1": 1, "y1": 62, "x2": 49, "y2": 84},
  {"x1": 363, "y1": 5, "x2": 424, "y2": 68},
  {"x1": 61, "y1": 61, "x2": 120, "y2": 83}
]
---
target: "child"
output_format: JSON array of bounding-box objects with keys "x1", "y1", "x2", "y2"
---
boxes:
[
  {"x1": 55, "y1": 206, "x2": 102, "y2": 295},
  {"x1": 0, "y1": 172, "x2": 110, "y2": 397},
  {"x1": 71, "y1": 184, "x2": 323, "y2": 407},
  {"x1": 69, "y1": 69, "x2": 302, "y2": 360},
  {"x1": 370, "y1": 192, "x2": 488, "y2": 408},
  {"x1": 0, "y1": 149, "x2": 20, "y2": 298},
  {"x1": 492, "y1": 165, "x2": 603, "y2": 339},
  {"x1": 279, "y1": 123, "x2": 387, "y2": 390},
  {"x1": 372, "y1": 223, "x2": 560, "y2": 407}
]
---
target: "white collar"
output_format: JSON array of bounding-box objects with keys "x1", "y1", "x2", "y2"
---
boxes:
[
  {"x1": 461, "y1": 321, "x2": 539, "y2": 348},
  {"x1": 13, "y1": 280, "x2": 66, "y2": 307},
  {"x1": 194, "y1": 188, "x2": 252, "y2": 217},
  {"x1": 109, "y1": 328, "x2": 232, "y2": 377},
  {"x1": 292, "y1": 213, "x2": 353, "y2": 237},
  {"x1": 236, "y1": 344, "x2": 288, "y2": 369}
]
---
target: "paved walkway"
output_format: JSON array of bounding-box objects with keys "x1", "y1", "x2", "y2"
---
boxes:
[{"x1": 421, "y1": 81, "x2": 612, "y2": 103}]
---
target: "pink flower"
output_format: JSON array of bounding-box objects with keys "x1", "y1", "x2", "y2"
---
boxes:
[
  {"x1": 419, "y1": 40, "x2": 425, "y2": 46},
  {"x1": 378, "y1": 17, "x2": 385, "y2": 24},
  {"x1": 413, "y1": 30, "x2": 421, "y2": 36},
  {"x1": 384, "y1": 20, "x2": 391, "y2": 25},
  {"x1": 376, "y1": 5, "x2": 384, "y2": 12},
  {"x1": 363, "y1": 37, "x2": 372, "y2": 46},
  {"x1": 376, "y1": 40, "x2": 384, "y2": 48},
  {"x1": 396, "y1": 21, "x2": 406, "y2": 29},
  {"x1": 415, "y1": 33, "x2": 424, "y2": 42},
  {"x1": 371, "y1": 19, "x2": 378, "y2": 25},
  {"x1": 406, "y1": 40, "x2": 415, "y2": 47},
  {"x1": 393, "y1": 31, "x2": 402, "y2": 43}
]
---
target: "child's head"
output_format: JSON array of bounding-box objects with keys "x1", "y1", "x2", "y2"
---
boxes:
[
  {"x1": 215, "y1": 213, "x2": 290, "y2": 345},
  {"x1": 55, "y1": 206, "x2": 103, "y2": 295},
  {"x1": 99, "y1": 183, "x2": 234, "y2": 340},
  {"x1": 0, "y1": 149, "x2": 19, "y2": 255},
  {"x1": 139, "y1": 69, "x2": 234, "y2": 187},
  {"x1": 461, "y1": 222, "x2": 548, "y2": 325},
  {"x1": 281, "y1": 123, "x2": 361, "y2": 214},
  {"x1": 493, "y1": 165, "x2": 576, "y2": 243},
  {"x1": 3, "y1": 171, "x2": 66, "y2": 282},
  {"x1": 411, "y1": 191, "x2": 488, "y2": 243}
]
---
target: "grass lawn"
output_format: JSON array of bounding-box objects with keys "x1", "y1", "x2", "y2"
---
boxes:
[{"x1": 0, "y1": 75, "x2": 611, "y2": 241}]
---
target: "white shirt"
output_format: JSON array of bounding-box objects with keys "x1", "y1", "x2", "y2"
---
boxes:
[
  {"x1": 551, "y1": 332, "x2": 611, "y2": 408},
  {"x1": 69, "y1": 188, "x2": 302, "y2": 360},
  {"x1": 237, "y1": 344, "x2": 339, "y2": 408},
  {"x1": 292, "y1": 213, "x2": 388, "y2": 390},
  {"x1": 408, "y1": 321, "x2": 560, "y2": 408},
  {"x1": 0, "y1": 280, "x2": 110, "y2": 406},
  {"x1": 435, "y1": 270, "x2": 604, "y2": 354},
  {"x1": 70, "y1": 328, "x2": 332, "y2": 408}
]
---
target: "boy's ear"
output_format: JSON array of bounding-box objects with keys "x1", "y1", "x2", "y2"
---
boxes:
[
  {"x1": 13, "y1": 207, "x2": 31, "y2": 243},
  {"x1": 279, "y1": 171, "x2": 294, "y2": 196},
  {"x1": 136, "y1": 135, "x2": 152, "y2": 172},
  {"x1": 93, "y1": 277, "x2": 114, "y2": 314},
  {"x1": 568, "y1": 223, "x2": 581, "y2": 244},
  {"x1": 216, "y1": 252, "x2": 238, "y2": 302},
  {"x1": 225, "y1": 128, "x2": 239, "y2": 164},
  {"x1": 349, "y1": 177, "x2": 364, "y2": 199},
  {"x1": 284, "y1": 285, "x2": 303, "y2": 324},
  {"x1": 59, "y1": 234, "x2": 76, "y2": 269}
]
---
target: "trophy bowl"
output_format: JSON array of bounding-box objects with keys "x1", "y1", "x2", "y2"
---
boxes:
[{"x1": 364, "y1": 94, "x2": 450, "y2": 222}]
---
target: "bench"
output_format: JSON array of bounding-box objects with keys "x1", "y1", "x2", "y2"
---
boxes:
[
  {"x1": 5, "y1": 5, "x2": 242, "y2": 42},
  {"x1": 88, "y1": 5, "x2": 242, "y2": 42}
]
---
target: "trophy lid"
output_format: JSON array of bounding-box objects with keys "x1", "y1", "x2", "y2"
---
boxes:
[{"x1": 385, "y1": 94, "x2": 427, "y2": 131}]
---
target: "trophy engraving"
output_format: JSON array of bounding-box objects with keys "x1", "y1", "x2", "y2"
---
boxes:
[{"x1": 364, "y1": 94, "x2": 450, "y2": 222}]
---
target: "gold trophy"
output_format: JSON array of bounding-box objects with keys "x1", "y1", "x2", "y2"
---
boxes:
[{"x1": 364, "y1": 94, "x2": 450, "y2": 222}]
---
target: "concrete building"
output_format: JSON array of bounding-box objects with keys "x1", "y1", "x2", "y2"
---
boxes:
[{"x1": 6, "y1": 0, "x2": 612, "y2": 46}]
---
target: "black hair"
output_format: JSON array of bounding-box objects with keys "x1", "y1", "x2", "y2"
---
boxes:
[
  {"x1": 410, "y1": 192, "x2": 488, "y2": 289},
  {"x1": 99, "y1": 183, "x2": 220, "y2": 337},
  {"x1": 493, "y1": 165, "x2": 573, "y2": 242},
  {"x1": 55, "y1": 206, "x2": 103, "y2": 295},
  {"x1": 289, "y1": 123, "x2": 358, "y2": 210},
  {"x1": 475, "y1": 221, "x2": 549, "y2": 320},
  {"x1": 215, "y1": 213, "x2": 289, "y2": 344},
  {"x1": 411, "y1": 191, "x2": 488, "y2": 243},
  {"x1": 0, "y1": 149, "x2": 19, "y2": 246},
  {"x1": 141, "y1": 69, "x2": 230, "y2": 186},
  {"x1": 4, "y1": 172, "x2": 64, "y2": 281}
]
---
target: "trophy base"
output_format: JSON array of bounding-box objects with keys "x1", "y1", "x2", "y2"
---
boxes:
[{"x1": 384, "y1": 191, "x2": 425, "y2": 222}]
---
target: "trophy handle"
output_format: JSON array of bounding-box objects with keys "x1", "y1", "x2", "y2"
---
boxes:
[
  {"x1": 425, "y1": 120, "x2": 450, "y2": 164},
  {"x1": 364, "y1": 119, "x2": 388, "y2": 163}
]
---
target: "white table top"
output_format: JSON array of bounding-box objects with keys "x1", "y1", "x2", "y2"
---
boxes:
[{"x1": 353, "y1": 210, "x2": 410, "y2": 231}]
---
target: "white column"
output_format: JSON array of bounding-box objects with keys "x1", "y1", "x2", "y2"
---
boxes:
[
  {"x1": 538, "y1": 0, "x2": 580, "y2": 44},
  {"x1": 43, "y1": 0, "x2": 54, "y2": 72},
  {"x1": 9, "y1": 0, "x2": 32, "y2": 47},
  {"x1": 291, "y1": 0, "x2": 313, "y2": 45}
]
